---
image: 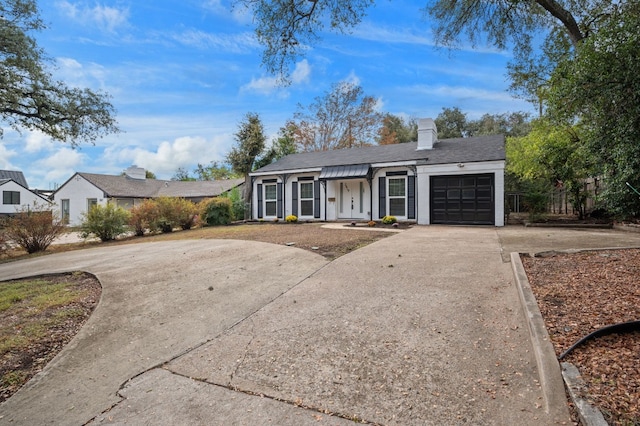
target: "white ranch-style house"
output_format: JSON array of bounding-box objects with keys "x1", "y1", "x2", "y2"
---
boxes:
[
  {"x1": 250, "y1": 118, "x2": 506, "y2": 226},
  {"x1": 52, "y1": 166, "x2": 244, "y2": 226}
]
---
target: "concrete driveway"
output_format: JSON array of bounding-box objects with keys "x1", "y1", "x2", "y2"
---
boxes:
[{"x1": 1, "y1": 226, "x2": 638, "y2": 425}]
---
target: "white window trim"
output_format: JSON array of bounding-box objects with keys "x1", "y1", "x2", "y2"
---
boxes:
[
  {"x1": 264, "y1": 183, "x2": 277, "y2": 217},
  {"x1": 387, "y1": 176, "x2": 407, "y2": 218},
  {"x1": 299, "y1": 181, "x2": 314, "y2": 217}
]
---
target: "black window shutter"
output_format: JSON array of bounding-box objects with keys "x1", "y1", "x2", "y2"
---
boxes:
[
  {"x1": 408, "y1": 175, "x2": 416, "y2": 219},
  {"x1": 291, "y1": 182, "x2": 298, "y2": 216},
  {"x1": 257, "y1": 184, "x2": 263, "y2": 218},
  {"x1": 379, "y1": 176, "x2": 386, "y2": 218},
  {"x1": 313, "y1": 180, "x2": 321, "y2": 218},
  {"x1": 276, "y1": 182, "x2": 283, "y2": 218}
]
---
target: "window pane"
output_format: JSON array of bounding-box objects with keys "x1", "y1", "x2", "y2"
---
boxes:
[
  {"x1": 301, "y1": 200, "x2": 313, "y2": 216},
  {"x1": 265, "y1": 201, "x2": 276, "y2": 216},
  {"x1": 3, "y1": 191, "x2": 20, "y2": 205},
  {"x1": 389, "y1": 198, "x2": 405, "y2": 216},
  {"x1": 265, "y1": 184, "x2": 277, "y2": 200},
  {"x1": 388, "y1": 178, "x2": 405, "y2": 196},
  {"x1": 300, "y1": 182, "x2": 313, "y2": 199}
]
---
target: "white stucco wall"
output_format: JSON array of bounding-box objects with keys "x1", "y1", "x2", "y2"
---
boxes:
[
  {"x1": 52, "y1": 175, "x2": 107, "y2": 226},
  {"x1": 0, "y1": 181, "x2": 51, "y2": 215}
]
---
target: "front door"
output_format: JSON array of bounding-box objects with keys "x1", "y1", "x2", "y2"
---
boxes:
[{"x1": 338, "y1": 180, "x2": 367, "y2": 219}]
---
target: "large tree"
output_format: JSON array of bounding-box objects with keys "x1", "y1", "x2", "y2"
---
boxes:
[
  {"x1": 507, "y1": 119, "x2": 597, "y2": 218},
  {"x1": 226, "y1": 112, "x2": 267, "y2": 203},
  {"x1": 293, "y1": 81, "x2": 381, "y2": 151},
  {"x1": 547, "y1": 2, "x2": 640, "y2": 217},
  {"x1": 1, "y1": 0, "x2": 118, "y2": 145},
  {"x1": 254, "y1": 121, "x2": 298, "y2": 169}
]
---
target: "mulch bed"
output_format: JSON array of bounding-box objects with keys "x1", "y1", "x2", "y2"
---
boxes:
[{"x1": 522, "y1": 249, "x2": 640, "y2": 425}]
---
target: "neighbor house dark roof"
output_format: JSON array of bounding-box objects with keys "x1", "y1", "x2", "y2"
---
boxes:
[
  {"x1": 252, "y1": 135, "x2": 505, "y2": 174},
  {"x1": 70, "y1": 173, "x2": 244, "y2": 199},
  {"x1": 0, "y1": 170, "x2": 29, "y2": 188}
]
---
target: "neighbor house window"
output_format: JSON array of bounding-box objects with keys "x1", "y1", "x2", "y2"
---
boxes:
[
  {"x1": 388, "y1": 177, "x2": 406, "y2": 217},
  {"x1": 300, "y1": 182, "x2": 314, "y2": 216},
  {"x1": 264, "y1": 184, "x2": 277, "y2": 216},
  {"x1": 61, "y1": 199, "x2": 70, "y2": 224},
  {"x1": 87, "y1": 198, "x2": 97, "y2": 211},
  {"x1": 3, "y1": 191, "x2": 20, "y2": 205}
]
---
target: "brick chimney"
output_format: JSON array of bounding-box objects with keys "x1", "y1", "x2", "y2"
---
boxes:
[{"x1": 124, "y1": 165, "x2": 146, "y2": 180}]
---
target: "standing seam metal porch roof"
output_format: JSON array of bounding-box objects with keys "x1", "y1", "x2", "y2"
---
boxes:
[{"x1": 319, "y1": 164, "x2": 371, "y2": 180}]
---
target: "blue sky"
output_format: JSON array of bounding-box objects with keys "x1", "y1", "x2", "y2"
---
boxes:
[{"x1": 1, "y1": 0, "x2": 535, "y2": 190}]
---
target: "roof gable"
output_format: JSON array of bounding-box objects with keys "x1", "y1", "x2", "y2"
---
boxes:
[
  {"x1": 0, "y1": 170, "x2": 28, "y2": 188},
  {"x1": 251, "y1": 135, "x2": 505, "y2": 174}
]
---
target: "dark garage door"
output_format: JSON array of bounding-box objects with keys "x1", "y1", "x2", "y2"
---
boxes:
[{"x1": 430, "y1": 174, "x2": 494, "y2": 225}]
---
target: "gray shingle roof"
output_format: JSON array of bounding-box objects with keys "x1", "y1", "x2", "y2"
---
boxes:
[
  {"x1": 0, "y1": 170, "x2": 28, "y2": 187},
  {"x1": 252, "y1": 135, "x2": 505, "y2": 173},
  {"x1": 76, "y1": 173, "x2": 244, "y2": 198}
]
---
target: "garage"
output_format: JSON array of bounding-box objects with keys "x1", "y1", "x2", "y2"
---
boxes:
[{"x1": 430, "y1": 174, "x2": 495, "y2": 225}]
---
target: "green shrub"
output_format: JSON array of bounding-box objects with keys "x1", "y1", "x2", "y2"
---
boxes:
[
  {"x1": 285, "y1": 214, "x2": 298, "y2": 223},
  {"x1": 200, "y1": 197, "x2": 232, "y2": 226},
  {"x1": 522, "y1": 179, "x2": 551, "y2": 222},
  {"x1": 154, "y1": 196, "x2": 181, "y2": 233},
  {"x1": 172, "y1": 198, "x2": 199, "y2": 230},
  {"x1": 221, "y1": 187, "x2": 245, "y2": 221},
  {"x1": 382, "y1": 215, "x2": 397, "y2": 224},
  {"x1": 80, "y1": 203, "x2": 130, "y2": 242},
  {"x1": 128, "y1": 199, "x2": 160, "y2": 236},
  {"x1": 1, "y1": 202, "x2": 64, "y2": 254}
]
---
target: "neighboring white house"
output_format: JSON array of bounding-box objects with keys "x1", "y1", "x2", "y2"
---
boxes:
[
  {"x1": 0, "y1": 170, "x2": 51, "y2": 217},
  {"x1": 52, "y1": 166, "x2": 245, "y2": 226},
  {"x1": 249, "y1": 118, "x2": 506, "y2": 226}
]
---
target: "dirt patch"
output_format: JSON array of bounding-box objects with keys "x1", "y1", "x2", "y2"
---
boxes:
[{"x1": 522, "y1": 249, "x2": 640, "y2": 425}]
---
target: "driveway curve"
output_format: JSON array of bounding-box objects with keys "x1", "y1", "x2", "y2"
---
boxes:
[{"x1": 0, "y1": 240, "x2": 328, "y2": 425}]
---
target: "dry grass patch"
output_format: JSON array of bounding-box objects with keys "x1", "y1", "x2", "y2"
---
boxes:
[{"x1": 0, "y1": 272, "x2": 101, "y2": 402}]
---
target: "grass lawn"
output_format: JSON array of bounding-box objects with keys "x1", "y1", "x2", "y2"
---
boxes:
[{"x1": 0, "y1": 272, "x2": 101, "y2": 402}]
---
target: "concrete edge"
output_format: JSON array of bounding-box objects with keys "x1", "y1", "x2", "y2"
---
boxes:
[
  {"x1": 509, "y1": 252, "x2": 571, "y2": 419},
  {"x1": 561, "y1": 362, "x2": 608, "y2": 426}
]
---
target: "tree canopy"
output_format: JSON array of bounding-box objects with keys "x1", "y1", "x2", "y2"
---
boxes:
[
  {"x1": 292, "y1": 81, "x2": 381, "y2": 151},
  {"x1": 377, "y1": 114, "x2": 417, "y2": 145},
  {"x1": 0, "y1": 0, "x2": 118, "y2": 145},
  {"x1": 226, "y1": 112, "x2": 267, "y2": 202}
]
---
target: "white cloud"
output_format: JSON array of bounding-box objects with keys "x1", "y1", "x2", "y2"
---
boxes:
[
  {"x1": 34, "y1": 147, "x2": 87, "y2": 185},
  {"x1": 25, "y1": 131, "x2": 53, "y2": 153},
  {"x1": 343, "y1": 70, "x2": 361, "y2": 86},
  {"x1": 171, "y1": 30, "x2": 258, "y2": 53},
  {"x1": 57, "y1": 1, "x2": 130, "y2": 33},
  {"x1": 0, "y1": 142, "x2": 17, "y2": 169},
  {"x1": 104, "y1": 135, "x2": 231, "y2": 177},
  {"x1": 241, "y1": 60, "x2": 311, "y2": 95}
]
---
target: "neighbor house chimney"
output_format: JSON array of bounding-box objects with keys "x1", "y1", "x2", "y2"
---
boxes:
[
  {"x1": 124, "y1": 165, "x2": 146, "y2": 180},
  {"x1": 417, "y1": 118, "x2": 438, "y2": 150}
]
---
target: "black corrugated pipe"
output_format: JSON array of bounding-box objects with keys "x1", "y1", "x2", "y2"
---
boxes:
[{"x1": 558, "y1": 320, "x2": 640, "y2": 360}]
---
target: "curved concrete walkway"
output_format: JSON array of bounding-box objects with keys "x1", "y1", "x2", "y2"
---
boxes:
[{"x1": 1, "y1": 226, "x2": 638, "y2": 425}]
